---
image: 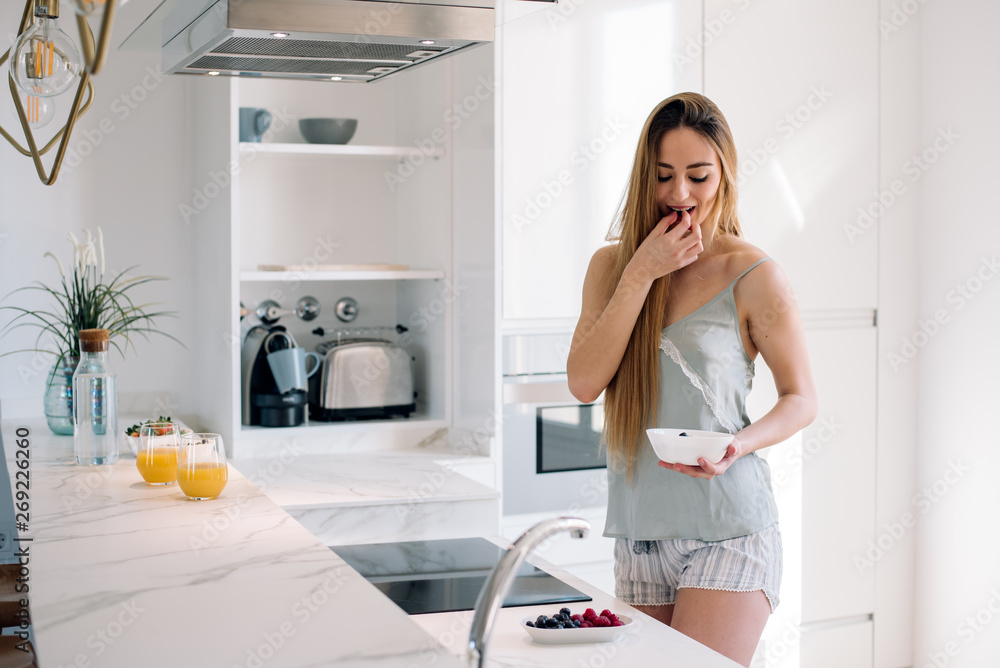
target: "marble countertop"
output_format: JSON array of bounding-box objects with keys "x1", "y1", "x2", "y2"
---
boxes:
[
  {"x1": 1, "y1": 417, "x2": 738, "y2": 668},
  {"x1": 412, "y1": 556, "x2": 741, "y2": 668},
  {"x1": 229, "y1": 452, "x2": 498, "y2": 510},
  {"x1": 2, "y1": 418, "x2": 465, "y2": 668}
]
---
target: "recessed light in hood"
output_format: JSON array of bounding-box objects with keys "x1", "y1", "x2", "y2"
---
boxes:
[{"x1": 130, "y1": 0, "x2": 495, "y2": 83}]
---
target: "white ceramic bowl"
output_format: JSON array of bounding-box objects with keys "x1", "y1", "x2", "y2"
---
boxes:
[
  {"x1": 521, "y1": 615, "x2": 632, "y2": 645},
  {"x1": 646, "y1": 428, "x2": 733, "y2": 466}
]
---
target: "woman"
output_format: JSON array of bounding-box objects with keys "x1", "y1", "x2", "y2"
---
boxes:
[{"x1": 566, "y1": 92, "x2": 818, "y2": 666}]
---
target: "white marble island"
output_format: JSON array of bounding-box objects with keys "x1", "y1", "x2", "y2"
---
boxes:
[
  {"x1": 3, "y1": 418, "x2": 465, "y2": 668},
  {"x1": 2, "y1": 418, "x2": 739, "y2": 668},
  {"x1": 230, "y1": 450, "x2": 500, "y2": 546}
]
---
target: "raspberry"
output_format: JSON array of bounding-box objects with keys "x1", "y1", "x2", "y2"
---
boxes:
[
  {"x1": 611, "y1": 620, "x2": 624, "y2": 627},
  {"x1": 580, "y1": 620, "x2": 594, "y2": 628},
  {"x1": 600, "y1": 609, "x2": 613, "y2": 618},
  {"x1": 583, "y1": 608, "x2": 597, "y2": 619},
  {"x1": 570, "y1": 614, "x2": 584, "y2": 622},
  {"x1": 593, "y1": 616, "x2": 611, "y2": 627}
]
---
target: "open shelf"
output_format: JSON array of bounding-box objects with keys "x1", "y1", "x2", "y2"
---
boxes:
[
  {"x1": 239, "y1": 142, "x2": 445, "y2": 158},
  {"x1": 240, "y1": 269, "x2": 446, "y2": 282},
  {"x1": 239, "y1": 416, "x2": 448, "y2": 439}
]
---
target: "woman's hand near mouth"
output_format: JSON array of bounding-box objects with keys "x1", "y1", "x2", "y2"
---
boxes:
[{"x1": 627, "y1": 208, "x2": 703, "y2": 285}]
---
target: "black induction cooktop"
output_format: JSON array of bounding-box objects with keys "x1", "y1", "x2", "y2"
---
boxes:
[{"x1": 330, "y1": 537, "x2": 592, "y2": 615}]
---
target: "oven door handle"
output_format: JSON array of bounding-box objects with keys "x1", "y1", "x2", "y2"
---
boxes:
[{"x1": 502, "y1": 376, "x2": 603, "y2": 405}]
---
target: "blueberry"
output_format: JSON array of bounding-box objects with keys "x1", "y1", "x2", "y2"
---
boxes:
[
  {"x1": 545, "y1": 618, "x2": 559, "y2": 628},
  {"x1": 536, "y1": 615, "x2": 548, "y2": 626},
  {"x1": 572, "y1": 620, "x2": 582, "y2": 628},
  {"x1": 559, "y1": 607, "x2": 572, "y2": 616},
  {"x1": 526, "y1": 621, "x2": 534, "y2": 627},
  {"x1": 679, "y1": 432, "x2": 689, "y2": 437},
  {"x1": 554, "y1": 623, "x2": 566, "y2": 629}
]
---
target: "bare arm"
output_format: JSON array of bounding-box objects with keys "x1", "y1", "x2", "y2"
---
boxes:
[
  {"x1": 567, "y1": 210, "x2": 703, "y2": 403},
  {"x1": 566, "y1": 247, "x2": 652, "y2": 403},
  {"x1": 664, "y1": 260, "x2": 818, "y2": 478},
  {"x1": 735, "y1": 261, "x2": 818, "y2": 449}
]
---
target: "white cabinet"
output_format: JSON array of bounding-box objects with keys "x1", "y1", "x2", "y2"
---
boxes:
[
  {"x1": 801, "y1": 621, "x2": 874, "y2": 668},
  {"x1": 704, "y1": 3, "x2": 882, "y2": 663},
  {"x1": 756, "y1": 620, "x2": 874, "y2": 668},
  {"x1": 705, "y1": 0, "x2": 879, "y2": 312},
  {"x1": 498, "y1": 0, "x2": 703, "y2": 323},
  {"x1": 749, "y1": 324, "x2": 876, "y2": 667},
  {"x1": 799, "y1": 327, "x2": 876, "y2": 622},
  {"x1": 188, "y1": 48, "x2": 498, "y2": 461}
]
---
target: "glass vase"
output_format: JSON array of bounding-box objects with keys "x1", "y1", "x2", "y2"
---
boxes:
[{"x1": 44, "y1": 354, "x2": 79, "y2": 435}]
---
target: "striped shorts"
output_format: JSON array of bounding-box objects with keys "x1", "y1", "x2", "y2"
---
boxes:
[{"x1": 613, "y1": 523, "x2": 782, "y2": 612}]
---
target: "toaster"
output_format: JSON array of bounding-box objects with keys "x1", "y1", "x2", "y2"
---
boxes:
[{"x1": 309, "y1": 340, "x2": 417, "y2": 420}]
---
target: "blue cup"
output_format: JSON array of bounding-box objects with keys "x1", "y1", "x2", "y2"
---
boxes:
[
  {"x1": 267, "y1": 347, "x2": 322, "y2": 394},
  {"x1": 239, "y1": 107, "x2": 273, "y2": 142}
]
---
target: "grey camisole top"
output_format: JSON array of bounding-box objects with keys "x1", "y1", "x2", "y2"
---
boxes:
[{"x1": 603, "y1": 257, "x2": 779, "y2": 541}]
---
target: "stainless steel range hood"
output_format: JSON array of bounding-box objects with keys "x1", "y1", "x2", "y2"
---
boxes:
[{"x1": 139, "y1": 0, "x2": 495, "y2": 83}]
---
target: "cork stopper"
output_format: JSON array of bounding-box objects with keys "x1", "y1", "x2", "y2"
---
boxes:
[{"x1": 79, "y1": 329, "x2": 110, "y2": 353}]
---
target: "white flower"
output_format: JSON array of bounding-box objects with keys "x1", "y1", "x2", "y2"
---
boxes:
[
  {"x1": 97, "y1": 226, "x2": 105, "y2": 275},
  {"x1": 43, "y1": 251, "x2": 65, "y2": 277},
  {"x1": 68, "y1": 231, "x2": 81, "y2": 271},
  {"x1": 79, "y1": 229, "x2": 98, "y2": 269}
]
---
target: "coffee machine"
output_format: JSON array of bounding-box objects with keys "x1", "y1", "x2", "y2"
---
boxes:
[{"x1": 241, "y1": 325, "x2": 309, "y2": 427}]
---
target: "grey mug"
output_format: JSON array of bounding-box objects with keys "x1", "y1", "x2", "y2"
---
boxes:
[
  {"x1": 267, "y1": 347, "x2": 322, "y2": 394},
  {"x1": 239, "y1": 107, "x2": 273, "y2": 142}
]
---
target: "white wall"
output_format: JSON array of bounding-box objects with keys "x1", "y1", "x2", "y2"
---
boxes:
[
  {"x1": 876, "y1": 0, "x2": 922, "y2": 665},
  {"x1": 0, "y1": 6, "x2": 196, "y2": 422},
  {"x1": 914, "y1": 1, "x2": 1000, "y2": 667}
]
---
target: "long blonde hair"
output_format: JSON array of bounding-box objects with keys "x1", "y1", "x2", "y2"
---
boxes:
[{"x1": 603, "y1": 92, "x2": 743, "y2": 484}]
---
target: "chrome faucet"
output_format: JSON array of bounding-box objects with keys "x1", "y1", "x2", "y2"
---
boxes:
[{"x1": 467, "y1": 517, "x2": 591, "y2": 668}]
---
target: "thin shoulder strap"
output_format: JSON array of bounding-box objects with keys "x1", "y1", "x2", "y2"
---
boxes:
[{"x1": 729, "y1": 257, "x2": 772, "y2": 289}]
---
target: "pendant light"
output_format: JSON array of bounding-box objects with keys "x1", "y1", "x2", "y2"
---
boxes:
[
  {"x1": 0, "y1": 0, "x2": 120, "y2": 185},
  {"x1": 23, "y1": 91, "x2": 56, "y2": 129},
  {"x1": 10, "y1": 1, "x2": 84, "y2": 98}
]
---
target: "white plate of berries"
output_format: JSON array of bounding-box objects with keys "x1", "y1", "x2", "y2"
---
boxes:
[{"x1": 521, "y1": 607, "x2": 631, "y2": 644}]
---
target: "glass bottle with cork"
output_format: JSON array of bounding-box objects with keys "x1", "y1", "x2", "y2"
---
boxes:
[{"x1": 73, "y1": 328, "x2": 118, "y2": 465}]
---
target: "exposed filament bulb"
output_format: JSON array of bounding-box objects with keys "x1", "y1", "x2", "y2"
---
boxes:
[
  {"x1": 11, "y1": 1, "x2": 83, "y2": 98},
  {"x1": 24, "y1": 86, "x2": 56, "y2": 129}
]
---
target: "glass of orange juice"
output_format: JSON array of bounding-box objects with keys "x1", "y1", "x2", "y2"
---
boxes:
[
  {"x1": 136, "y1": 422, "x2": 180, "y2": 485},
  {"x1": 177, "y1": 433, "x2": 228, "y2": 500}
]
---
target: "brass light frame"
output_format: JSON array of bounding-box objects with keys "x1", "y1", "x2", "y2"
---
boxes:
[{"x1": 0, "y1": 0, "x2": 118, "y2": 185}]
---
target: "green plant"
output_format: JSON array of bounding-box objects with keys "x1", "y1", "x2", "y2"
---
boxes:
[
  {"x1": 1, "y1": 227, "x2": 182, "y2": 367},
  {"x1": 125, "y1": 416, "x2": 175, "y2": 437}
]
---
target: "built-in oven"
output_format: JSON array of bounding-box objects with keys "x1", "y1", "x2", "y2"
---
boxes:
[{"x1": 501, "y1": 332, "x2": 608, "y2": 516}]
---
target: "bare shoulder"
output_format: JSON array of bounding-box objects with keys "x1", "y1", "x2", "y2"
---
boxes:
[
  {"x1": 720, "y1": 238, "x2": 769, "y2": 276},
  {"x1": 588, "y1": 244, "x2": 619, "y2": 283},
  {"x1": 581, "y1": 244, "x2": 620, "y2": 306},
  {"x1": 590, "y1": 243, "x2": 619, "y2": 268},
  {"x1": 728, "y1": 242, "x2": 797, "y2": 313}
]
